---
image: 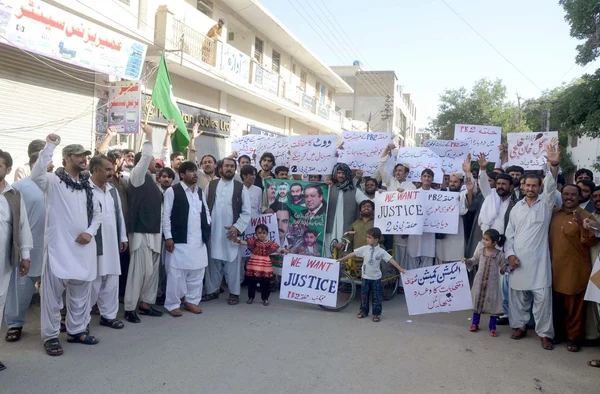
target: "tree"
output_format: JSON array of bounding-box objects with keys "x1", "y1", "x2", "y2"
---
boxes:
[
  {"x1": 559, "y1": 0, "x2": 600, "y2": 66},
  {"x1": 426, "y1": 78, "x2": 529, "y2": 140}
]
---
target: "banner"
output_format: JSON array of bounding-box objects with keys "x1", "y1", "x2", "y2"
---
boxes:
[
  {"x1": 0, "y1": 0, "x2": 147, "y2": 80},
  {"x1": 396, "y1": 147, "x2": 443, "y2": 183},
  {"x1": 108, "y1": 80, "x2": 141, "y2": 134},
  {"x1": 231, "y1": 134, "x2": 271, "y2": 164},
  {"x1": 255, "y1": 137, "x2": 289, "y2": 168},
  {"x1": 265, "y1": 179, "x2": 329, "y2": 259},
  {"x1": 339, "y1": 131, "x2": 391, "y2": 176},
  {"x1": 375, "y1": 190, "x2": 426, "y2": 235},
  {"x1": 279, "y1": 254, "x2": 340, "y2": 307},
  {"x1": 454, "y1": 124, "x2": 502, "y2": 163},
  {"x1": 289, "y1": 136, "x2": 337, "y2": 175},
  {"x1": 507, "y1": 132, "x2": 558, "y2": 170},
  {"x1": 402, "y1": 262, "x2": 472, "y2": 315},
  {"x1": 239, "y1": 214, "x2": 279, "y2": 258},
  {"x1": 423, "y1": 191, "x2": 460, "y2": 235},
  {"x1": 423, "y1": 140, "x2": 470, "y2": 173}
]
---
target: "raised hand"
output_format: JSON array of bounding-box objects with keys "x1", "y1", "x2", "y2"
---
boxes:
[
  {"x1": 465, "y1": 175, "x2": 474, "y2": 191},
  {"x1": 106, "y1": 126, "x2": 118, "y2": 137},
  {"x1": 545, "y1": 137, "x2": 560, "y2": 164},
  {"x1": 142, "y1": 123, "x2": 152, "y2": 136},
  {"x1": 46, "y1": 133, "x2": 61, "y2": 145},
  {"x1": 166, "y1": 119, "x2": 177, "y2": 136},
  {"x1": 462, "y1": 154, "x2": 471, "y2": 174},
  {"x1": 191, "y1": 122, "x2": 202, "y2": 140},
  {"x1": 477, "y1": 153, "x2": 488, "y2": 170}
]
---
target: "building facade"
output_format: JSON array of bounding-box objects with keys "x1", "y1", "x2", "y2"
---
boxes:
[
  {"x1": 331, "y1": 64, "x2": 418, "y2": 147},
  {"x1": 568, "y1": 135, "x2": 600, "y2": 183}
]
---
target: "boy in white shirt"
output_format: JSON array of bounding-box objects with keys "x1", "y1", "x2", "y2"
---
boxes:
[{"x1": 338, "y1": 227, "x2": 405, "y2": 322}]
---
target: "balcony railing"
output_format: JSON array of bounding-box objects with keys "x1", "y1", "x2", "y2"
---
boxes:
[{"x1": 170, "y1": 18, "x2": 217, "y2": 67}]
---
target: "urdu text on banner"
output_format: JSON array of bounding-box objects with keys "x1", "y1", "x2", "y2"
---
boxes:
[
  {"x1": 423, "y1": 140, "x2": 471, "y2": 173},
  {"x1": 396, "y1": 147, "x2": 443, "y2": 183},
  {"x1": 338, "y1": 131, "x2": 391, "y2": 176},
  {"x1": 507, "y1": 132, "x2": 558, "y2": 170},
  {"x1": 454, "y1": 124, "x2": 502, "y2": 163},
  {"x1": 288, "y1": 136, "x2": 337, "y2": 175},
  {"x1": 108, "y1": 81, "x2": 141, "y2": 134}
]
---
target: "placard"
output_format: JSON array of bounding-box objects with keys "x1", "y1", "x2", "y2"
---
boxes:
[
  {"x1": 424, "y1": 140, "x2": 470, "y2": 173},
  {"x1": 402, "y1": 262, "x2": 472, "y2": 315},
  {"x1": 279, "y1": 254, "x2": 340, "y2": 307},
  {"x1": 339, "y1": 132, "x2": 391, "y2": 176},
  {"x1": 507, "y1": 132, "x2": 558, "y2": 170},
  {"x1": 289, "y1": 136, "x2": 337, "y2": 175},
  {"x1": 375, "y1": 190, "x2": 426, "y2": 235},
  {"x1": 454, "y1": 124, "x2": 502, "y2": 163},
  {"x1": 255, "y1": 137, "x2": 289, "y2": 168},
  {"x1": 239, "y1": 214, "x2": 279, "y2": 258},
  {"x1": 423, "y1": 191, "x2": 460, "y2": 235},
  {"x1": 231, "y1": 134, "x2": 270, "y2": 163},
  {"x1": 108, "y1": 80, "x2": 141, "y2": 134},
  {"x1": 396, "y1": 147, "x2": 443, "y2": 183}
]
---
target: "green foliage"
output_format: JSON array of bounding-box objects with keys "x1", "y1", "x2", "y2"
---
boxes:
[{"x1": 559, "y1": 0, "x2": 600, "y2": 66}]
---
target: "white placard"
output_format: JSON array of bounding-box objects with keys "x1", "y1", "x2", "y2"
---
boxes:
[
  {"x1": 507, "y1": 132, "x2": 558, "y2": 170},
  {"x1": 255, "y1": 137, "x2": 289, "y2": 168},
  {"x1": 239, "y1": 214, "x2": 280, "y2": 258},
  {"x1": 342, "y1": 131, "x2": 392, "y2": 144},
  {"x1": 375, "y1": 190, "x2": 426, "y2": 235},
  {"x1": 288, "y1": 136, "x2": 337, "y2": 175},
  {"x1": 423, "y1": 191, "x2": 460, "y2": 235},
  {"x1": 231, "y1": 134, "x2": 271, "y2": 163},
  {"x1": 402, "y1": 262, "x2": 472, "y2": 315},
  {"x1": 279, "y1": 254, "x2": 340, "y2": 307},
  {"x1": 424, "y1": 140, "x2": 470, "y2": 173},
  {"x1": 339, "y1": 132, "x2": 391, "y2": 176},
  {"x1": 396, "y1": 147, "x2": 444, "y2": 183},
  {"x1": 454, "y1": 124, "x2": 502, "y2": 163}
]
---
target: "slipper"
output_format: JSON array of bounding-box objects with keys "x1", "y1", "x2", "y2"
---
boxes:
[
  {"x1": 357, "y1": 311, "x2": 367, "y2": 319},
  {"x1": 511, "y1": 328, "x2": 527, "y2": 340},
  {"x1": 372, "y1": 315, "x2": 381, "y2": 322},
  {"x1": 201, "y1": 292, "x2": 219, "y2": 302},
  {"x1": 469, "y1": 325, "x2": 480, "y2": 332},
  {"x1": 567, "y1": 341, "x2": 580, "y2": 352},
  {"x1": 489, "y1": 330, "x2": 499, "y2": 337},
  {"x1": 99, "y1": 317, "x2": 124, "y2": 329},
  {"x1": 44, "y1": 339, "x2": 64, "y2": 356},
  {"x1": 67, "y1": 332, "x2": 99, "y2": 345},
  {"x1": 540, "y1": 337, "x2": 553, "y2": 351},
  {"x1": 5, "y1": 327, "x2": 22, "y2": 342},
  {"x1": 262, "y1": 300, "x2": 270, "y2": 306},
  {"x1": 138, "y1": 306, "x2": 163, "y2": 317},
  {"x1": 183, "y1": 303, "x2": 202, "y2": 314},
  {"x1": 587, "y1": 360, "x2": 600, "y2": 368},
  {"x1": 247, "y1": 298, "x2": 254, "y2": 304},
  {"x1": 169, "y1": 308, "x2": 183, "y2": 317},
  {"x1": 228, "y1": 295, "x2": 239, "y2": 305}
]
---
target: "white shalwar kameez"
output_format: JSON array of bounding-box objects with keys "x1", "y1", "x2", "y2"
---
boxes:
[
  {"x1": 435, "y1": 190, "x2": 469, "y2": 264},
  {"x1": 31, "y1": 144, "x2": 101, "y2": 340},
  {"x1": 5, "y1": 177, "x2": 44, "y2": 329},
  {"x1": 323, "y1": 188, "x2": 367, "y2": 258},
  {"x1": 90, "y1": 182, "x2": 127, "y2": 320},
  {"x1": 162, "y1": 184, "x2": 210, "y2": 311},
  {"x1": 406, "y1": 188, "x2": 435, "y2": 270},
  {"x1": 0, "y1": 183, "x2": 32, "y2": 332},
  {"x1": 205, "y1": 180, "x2": 251, "y2": 296},
  {"x1": 504, "y1": 172, "x2": 556, "y2": 339}
]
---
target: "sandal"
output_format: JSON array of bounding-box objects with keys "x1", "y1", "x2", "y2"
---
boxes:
[
  {"x1": 138, "y1": 306, "x2": 163, "y2": 317},
  {"x1": 5, "y1": 327, "x2": 22, "y2": 342},
  {"x1": 67, "y1": 332, "x2": 99, "y2": 345},
  {"x1": 263, "y1": 300, "x2": 270, "y2": 306},
  {"x1": 357, "y1": 311, "x2": 367, "y2": 319},
  {"x1": 587, "y1": 360, "x2": 600, "y2": 368},
  {"x1": 511, "y1": 327, "x2": 527, "y2": 340},
  {"x1": 469, "y1": 325, "x2": 479, "y2": 332},
  {"x1": 567, "y1": 341, "x2": 580, "y2": 352},
  {"x1": 44, "y1": 339, "x2": 64, "y2": 356},
  {"x1": 183, "y1": 303, "x2": 202, "y2": 314},
  {"x1": 372, "y1": 315, "x2": 381, "y2": 322},
  {"x1": 99, "y1": 317, "x2": 125, "y2": 329},
  {"x1": 247, "y1": 298, "x2": 254, "y2": 304},
  {"x1": 228, "y1": 295, "x2": 239, "y2": 305},
  {"x1": 201, "y1": 292, "x2": 219, "y2": 302},
  {"x1": 540, "y1": 337, "x2": 554, "y2": 351},
  {"x1": 489, "y1": 330, "x2": 499, "y2": 337},
  {"x1": 169, "y1": 308, "x2": 183, "y2": 317}
]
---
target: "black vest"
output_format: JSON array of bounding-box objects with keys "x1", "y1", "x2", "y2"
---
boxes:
[
  {"x1": 171, "y1": 183, "x2": 210, "y2": 245},
  {"x1": 128, "y1": 173, "x2": 162, "y2": 234},
  {"x1": 96, "y1": 187, "x2": 122, "y2": 256}
]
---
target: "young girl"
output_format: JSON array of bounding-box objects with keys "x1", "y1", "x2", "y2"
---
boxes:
[
  {"x1": 462, "y1": 229, "x2": 509, "y2": 337},
  {"x1": 338, "y1": 227, "x2": 406, "y2": 322},
  {"x1": 234, "y1": 224, "x2": 284, "y2": 306}
]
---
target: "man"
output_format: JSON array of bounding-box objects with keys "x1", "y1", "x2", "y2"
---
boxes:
[
  {"x1": 505, "y1": 139, "x2": 560, "y2": 350},
  {"x1": 155, "y1": 166, "x2": 175, "y2": 306},
  {"x1": 121, "y1": 149, "x2": 135, "y2": 181},
  {"x1": 362, "y1": 178, "x2": 378, "y2": 201},
  {"x1": 274, "y1": 166, "x2": 289, "y2": 179},
  {"x1": 255, "y1": 152, "x2": 276, "y2": 190},
  {"x1": 407, "y1": 169, "x2": 436, "y2": 269},
  {"x1": 89, "y1": 155, "x2": 128, "y2": 329},
  {"x1": 275, "y1": 206, "x2": 293, "y2": 249},
  {"x1": 204, "y1": 158, "x2": 251, "y2": 304},
  {"x1": 4, "y1": 153, "x2": 45, "y2": 343},
  {"x1": 207, "y1": 18, "x2": 224, "y2": 38},
  {"x1": 435, "y1": 172, "x2": 469, "y2": 265},
  {"x1": 269, "y1": 182, "x2": 289, "y2": 211},
  {"x1": 550, "y1": 184, "x2": 598, "y2": 352},
  {"x1": 163, "y1": 161, "x2": 210, "y2": 317},
  {"x1": 338, "y1": 200, "x2": 375, "y2": 259},
  {"x1": 157, "y1": 167, "x2": 176, "y2": 192},
  {"x1": 507, "y1": 165, "x2": 525, "y2": 199},
  {"x1": 197, "y1": 155, "x2": 218, "y2": 191},
  {"x1": 585, "y1": 186, "x2": 600, "y2": 341},
  {"x1": 300, "y1": 184, "x2": 327, "y2": 218},
  {"x1": 124, "y1": 124, "x2": 164, "y2": 323},
  {"x1": 308, "y1": 174, "x2": 322, "y2": 182},
  {"x1": 289, "y1": 183, "x2": 305, "y2": 207},
  {"x1": 32, "y1": 135, "x2": 101, "y2": 356},
  {"x1": 577, "y1": 179, "x2": 595, "y2": 213},
  {"x1": 203, "y1": 18, "x2": 224, "y2": 63},
  {"x1": 575, "y1": 168, "x2": 593, "y2": 183},
  {"x1": 241, "y1": 165, "x2": 263, "y2": 216},
  {"x1": 292, "y1": 230, "x2": 320, "y2": 257},
  {"x1": 13, "y1": 139, "x2": 45, "y2": 181},
  {"x1": 377, "y1": 144, "x2": 416, "y2": 270},
  {"x1": 0, "y1": 149, "x2": 32, "y2": 371}
]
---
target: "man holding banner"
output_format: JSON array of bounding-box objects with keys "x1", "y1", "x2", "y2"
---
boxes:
[
  {"x1": 435, "y1": 172, "x2": 468, "y2": 265},
  {"x1": 407, "y1": 169, "x2": 436, "y2": 269}
]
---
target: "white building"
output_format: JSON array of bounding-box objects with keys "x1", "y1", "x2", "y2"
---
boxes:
[
  {"x1": 0, "y1": 0, "x2": 353, "y2": 167},
  {"x1": 330, "y1": 64, "x2": 418, "y2": 147},
  {"x1": 568, "y1": 135, "x2": 600, "y2": 183}
]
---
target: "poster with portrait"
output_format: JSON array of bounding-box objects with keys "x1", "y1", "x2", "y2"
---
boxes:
[{"x1": 264, "y1": 179, "x2": 330, "y2": 265}]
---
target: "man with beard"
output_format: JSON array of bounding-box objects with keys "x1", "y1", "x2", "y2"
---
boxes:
[
  {"x1": 274, "y1": 206, "x2": 293, "y2": 250},
  {"x1": 32, "y1": 135, "x2": 102, "y2": 355},
  {"x1": 362, "y1": 178, "x2": 378, "y2": 202},
  {"x1": 288, "y1": 183, "x2": 304, "y2": 207},
  {"x1": 269, "y1": 183, "x2": 289, "y2": 211},
  {"x1": 577, "y1": 179, "x2": 595, "y2": 213},
  {"x1": 255, "y1": 152, "x2": 276, "y2": 190},
  {"x1": 338, "y1": 200, "x2": 376, "y2": 260},
  {"x1": 157, "y1": 168, "x2": 176, "y2": 192},
  {"x1": 435, "y1": 172, "x2": 469, "y2": 265},
  {"x1": 163, "y1": 162, "x2": 210, "y2": 316},
  {"x1": 204, "y1": 158, "x2": 251, "y2": 305},
  {"x1": 124, "y1": 124, "x2": 164, "y2": 323},
  {"x1": 549, "y1": 184, "x2": 598, "y2": 352},
  {"x1": 507, "y1": 165, "x2": 525, "y2": 199},
  {"x1": 407, "y1": 169, "x2": 436, "y2": 269},
  {"x1": 89, "y1": 155, "x2": 128, "y2": 330}
]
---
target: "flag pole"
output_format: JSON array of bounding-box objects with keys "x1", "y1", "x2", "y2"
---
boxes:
[{"x1": 138, "y1": 97, "x2": 152, "y2": 152}]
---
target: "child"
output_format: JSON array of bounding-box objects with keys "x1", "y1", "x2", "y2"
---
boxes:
[
  {"x1": 234, "y1": 224, "x2": 284, "y2": 306},
  {"x1": 338, "y1": 227, "x2": 406, "y2": 322},
  {"x1": 462, "y1": 229, "x2": 509, "y2": 337}
]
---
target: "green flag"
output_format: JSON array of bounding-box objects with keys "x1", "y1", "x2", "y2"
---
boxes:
[{"x1": 152, "y1": 52, "x2": 190, "y2": 156}]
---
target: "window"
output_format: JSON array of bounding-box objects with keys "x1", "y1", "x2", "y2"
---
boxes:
[
  {"x1": 227, "y1": 32, "x2": 235, "y2": 41},
  {"x1": 271, "y1": 50, "x2": 281, "y2": 73},
  {"x1": 197, "y1": 0, "x2": 214, "y2": 18},
  {"x1": 254, "y1": 37, "x2": 263, "y2": 63},
  {"x1": 320, "y1": 84, "x2": 326, "y2": 105},
  {"x1": 345, "y1": 110, "x2": 353, "y2": 118},
  {"x1": 327, "y1": 91, "x2": 333, "y2": 105},
  {"x1": 300, "y1": 71, "x2": 307, "y2": 92},
  {"x1": 315, "y1": 82, "x2": 321, "y2": 100}
]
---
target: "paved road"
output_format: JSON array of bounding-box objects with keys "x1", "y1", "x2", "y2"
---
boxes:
[{"x1": 1, "y1": 293, "x2": 598, "y2": 394}]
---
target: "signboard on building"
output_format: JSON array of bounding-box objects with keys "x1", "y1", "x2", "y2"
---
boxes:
[
  {"x1": 301, "y1": 92, "x2": 315, "y2": 112},
  {"x1": 318, "y1": 104, "x2": 330, "y2": 120},
  {"x1": 248, "y1": 125, "x2": 285, "y2": 138},
  {"x1": 143, "y1": 94, "x2": 231, "y2": 137},
  {"x1": 108, "y1": 81, "x2": 141, "y2": 134},
  {"x1": 254, "y1": 64, "x2": 278, "y2": 95},
  {"x1": 0, "y1": 0, "x2": 147, "y2": 80},
  {"x1": 220, "y1": 44, "x2": 250, "y2": 83}
]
